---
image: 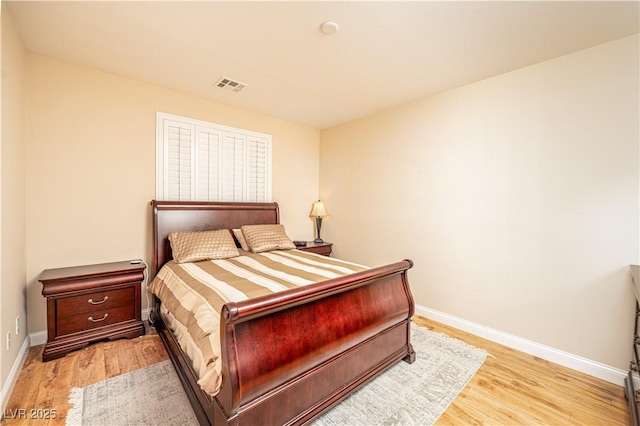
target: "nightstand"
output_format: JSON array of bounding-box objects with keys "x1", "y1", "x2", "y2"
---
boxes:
[
  {"x1": 297, "y1": 241, "x2": 333, "y2": 257},
  {"x1": 39, "y1": 260, "x2": 145, "y2": 361}
]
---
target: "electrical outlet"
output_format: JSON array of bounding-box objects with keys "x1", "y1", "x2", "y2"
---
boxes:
[
  {"x1": 6, "y1": 331, "x2": 11, "y2": 351},
  {"x1": 15, "y1": 316, "x2": 20, "y2": 335}
]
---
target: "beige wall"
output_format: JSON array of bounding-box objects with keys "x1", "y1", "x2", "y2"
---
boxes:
[
  {"x1": 320, "y1": 35, "x2": 639, "y2": 370},
  {"x1": 25, "y1": 54, "x2": 320, "y2": 334},
  {"x1": 1, "y1": 5, "x2": 27, "y2": 388}
]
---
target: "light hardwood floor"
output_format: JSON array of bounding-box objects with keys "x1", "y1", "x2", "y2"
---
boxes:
[
  {"x1": 2, "y1": 317, "x2": 630, "y2": 425},
  {"x1": 412, "y1": 317, "x2": 630, "y2": 425}
]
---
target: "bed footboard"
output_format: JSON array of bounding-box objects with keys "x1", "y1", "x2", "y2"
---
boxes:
[{"x1": 217, "y1": 259, "x2": 415, "y2": 425}]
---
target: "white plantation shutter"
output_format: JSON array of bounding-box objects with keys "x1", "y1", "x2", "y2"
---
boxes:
[
  {"x1": 246, "y1": 136, "x2": 269, "y2": 202},
  {"x1": 164, "y1": 120, "x2": 193, "y2": 201},
  {"x1": 156, "y1": 112, "x2": 271, "y2": 202},
  {"x1": 222, "y1": 132, "x2": 246, "y2": 201},
  {"x1": 196, "y1": 127, "x2": 222, "y2": 201}
]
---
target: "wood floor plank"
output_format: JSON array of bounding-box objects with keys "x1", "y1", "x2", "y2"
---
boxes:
[
  {"x1": 133, "y1": 335, "x2": 168, "y2": 365},
  {"x1": 119, "y1": 338, "x2": 142, "y2": 376},
  {"x1": 3, "y1": 318, "x2": 629, "y2": 425},
  {"x1": 47, "y1": 354, "x2": 74, "y2": 426},
  {"x1": 26, "y1": 358, "x2": 60, "y2": 426}
]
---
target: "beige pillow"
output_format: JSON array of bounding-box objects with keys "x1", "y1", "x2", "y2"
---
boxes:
[
  {"x1": 241, "y1": 224, "x2": 296, "y2": 253},
  {"x1": 232, "y1": 228, "x2": 250, "y2": 251},
  {"x1": 168, "y1": 229, "x2": 239, "y2": 263}
]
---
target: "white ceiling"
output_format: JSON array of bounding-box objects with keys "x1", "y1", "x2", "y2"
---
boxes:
[{"x1": 6, "y1": 1, "x2": 639, "y2": 129}]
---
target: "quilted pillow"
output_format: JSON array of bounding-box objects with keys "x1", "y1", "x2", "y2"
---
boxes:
[
  {"x1": 168, "y1": 229, "x2": 239, "y2": 263},
  {"x1": 241, "y1": 224, "x2": 296, "y2": 253}
]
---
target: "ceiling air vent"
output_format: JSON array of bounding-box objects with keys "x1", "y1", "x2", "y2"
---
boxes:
[{"x1": 215, "y1": 76, "x2": 248, "y2": 93}]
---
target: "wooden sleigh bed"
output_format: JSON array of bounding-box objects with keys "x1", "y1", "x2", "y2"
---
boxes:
[{"x1": 150, "y1": 200, "x2": 415, "y2": 425}]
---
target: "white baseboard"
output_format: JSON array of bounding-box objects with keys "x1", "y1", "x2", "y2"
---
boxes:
[
  {"x1": 29, "y1": 330, "x2": 47, "y2": 347},
  {"x1": 1, "y1": 336, "x2": 30, "y2": 414},
  {"x1": 415, "y1": 304, "x2": 627, "y2": 386}
]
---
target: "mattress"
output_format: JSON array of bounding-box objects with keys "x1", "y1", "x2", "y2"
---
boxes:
[{"x1": 148, "y1": 249, "x2": 368, "y2": 396}]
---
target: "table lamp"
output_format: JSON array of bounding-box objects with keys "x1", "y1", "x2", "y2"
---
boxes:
[{"x1": 310, "y1": 200, "x2": 328, "y2": 243}]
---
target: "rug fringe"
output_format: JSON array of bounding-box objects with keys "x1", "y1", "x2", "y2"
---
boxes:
[{"x1": 66, "y1": 387, "x2": 84, "y2": 426}]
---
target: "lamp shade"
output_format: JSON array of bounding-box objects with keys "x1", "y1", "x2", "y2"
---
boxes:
[{"x1": 310, "y1": 201, "x2": 328, "y2": 218}]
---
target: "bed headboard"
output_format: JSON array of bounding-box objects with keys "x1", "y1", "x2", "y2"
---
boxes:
[{"x1": 151, "y1": 200, "x2": 280, "y2": 275}]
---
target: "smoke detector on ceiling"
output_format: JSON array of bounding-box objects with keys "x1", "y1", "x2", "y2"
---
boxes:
[
  {"x1": 215, "y1": 77, "x2": 248, "y2": 93},
  {"x1": 320, "y1": 21, "x2": 339, "y2": 35}
]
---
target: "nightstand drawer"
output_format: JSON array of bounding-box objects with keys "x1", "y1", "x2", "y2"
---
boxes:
[
  {"x1": 57, "y1": 287, "x2": 134, "y2": 316},
  {"x1": 57, "y1": 304, "x2": 135, "y2": 336},
  {"x1": 303, "y1": 245, "x2": 332, "y2": 256},
  {"x1": 297, "y1": 242, "x2": 333, "y2": 256}
]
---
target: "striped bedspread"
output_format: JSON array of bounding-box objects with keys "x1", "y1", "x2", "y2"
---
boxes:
[{"x1": 148, "y1": 249, "x2": 368, "y2": 396}]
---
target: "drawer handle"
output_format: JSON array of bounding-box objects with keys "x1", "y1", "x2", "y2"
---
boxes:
[
  {"x1": 88, "y1": 314, "x2": 108, "y2": 323},
  {"x1": 88, "y1": 296, "x2": 109, "y2": 305}
]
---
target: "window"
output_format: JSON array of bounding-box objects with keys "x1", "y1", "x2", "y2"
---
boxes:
[{"x1": 156, "y1": 112, "x2": 272, "y2": 202}]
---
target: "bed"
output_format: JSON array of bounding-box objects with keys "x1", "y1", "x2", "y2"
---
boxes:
[{"x1": 149, "y1": 200, "x2": 415, "y2": 425}]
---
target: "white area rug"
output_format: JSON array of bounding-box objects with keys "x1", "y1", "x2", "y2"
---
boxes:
[
  {"x1": 66, "y1": 361, "x2": 197, "y2": 426},
  {"x1": 67, "y1": 324, "x2": 488, "y2": 426},
  {"x1": 313, "y1": 324, "x2": 488, "y2": 425}
]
